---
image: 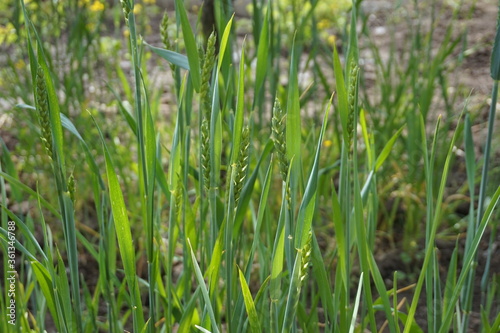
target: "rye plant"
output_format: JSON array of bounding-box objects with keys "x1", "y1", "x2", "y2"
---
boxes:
[{"x1": 1, "y1": 0, "x2": 500, "y2": 332}]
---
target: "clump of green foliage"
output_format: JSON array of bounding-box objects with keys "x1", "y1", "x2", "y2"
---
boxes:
[{"x1": 1, "y1": 0, "x2": 499, "y2": 332}]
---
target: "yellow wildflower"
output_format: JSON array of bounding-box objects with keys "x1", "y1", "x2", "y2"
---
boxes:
[
  {"x1": 144, "y1": 0, "x2": 156, "y2": 4},
  {"x1": 327, "y1": 35, "x2": 336, "y2": 46},
  {"x1": 0, "y1": 25, "x2": 9, "y2": 45},
  {"x1": 133, "y1": 4, "x2": 142, "y2": 14},
  {"x1": 323, "y1": 139, "x2": 333, "y2": 148},
  {"x1": 89, "y1": 1, "x2": 104, "y2": 12},
  {"x1": 317, "y1": 19, "x2": 330, "y2": 30},
  {"x1": 0, "y1": 23, "x2": 16, "y2": 45},
  {"x1": 15, "y1": 59, "x2": 25, "y2": 70},
  {"x1": 123, "y1": 29, "x2": 130, "y2": 39}
]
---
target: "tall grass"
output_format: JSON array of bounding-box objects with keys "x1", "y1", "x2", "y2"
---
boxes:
[{"x1": 1, "y1": 0, "x2": 499, "y2": 332}]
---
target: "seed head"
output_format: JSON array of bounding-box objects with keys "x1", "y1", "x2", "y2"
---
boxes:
[
  {"x1": 299, "y1": 230, "x2": 313, "y2": 286},
  {"x1": 271, "y1": 98, "x2": 289, "y2": 181},
  {"x1": 347, "y1": 63, "x2": 359, "y2": 152},
  {"x1": 201, "y1": 31, "x2": 217, "y2": 121},
  {"x1": 160, "y1": 12, "x2": 171, "y2": 50},
  {"x1": 234, "y1": 126, "x2": 250, "y2": 208},
  {"x1": 201, "y1": 119, "x2": 210, "y2": 194},
  {"x1": 120, "y1": 0, "x2": 131, "y2": 25},
  {"x1": 36, "y1": 65, "x2": 53, "y2": 158}
]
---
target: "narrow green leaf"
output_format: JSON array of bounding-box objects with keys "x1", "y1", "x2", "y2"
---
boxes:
[
  {"x1": 174, "y1": 0, "x2": 201, "y2": 91},
  {"x1": 207, "y1": 219, "x2": 226, "y2": 296},
  {"x1": 281, "y1": 251, "x2": 303, "y2": 333},
  {"x1": 195, "y1": 326, "x2": 213, "y2": 333},
  {"x1": 0, "y1": 171, "x2": 60, "y2": 217},
  {"x1": 481, "y1": 308, "x2": 492, "y2": 332},
  {"x1": 311, "y1": 235, "x2": 334, "y2": 326},
  {"x1": 375, "y1": 126, "x2": 404, "y2": 171},
  {"x1": 217, "y1": 15, "x2": 234, "y2": 70},
  {"x1": 359, "y1": 109, "x2": 373, "y2": 167},
  {"x1": 395, "y1": 312, "x2": 424, "y2": 333},
  {"x1": 349, "y1": 273, "x2": 364, "y2": 333},
  {"x1": 333, "y1": 44, "x2": 349, "y2": 144},
  {"x1": 31, "y1": 262, "x2": 60, "y2": 330},
  {"x1": 2, "y1": 207, "x2": 47, "y2": 262},
  {"x1": 107, "y1": 85, "x2": 137, "y2": 134},
  {"x1": 102, "y1": 137, "x2": 145, "y2": 330},
  {"x1": 230, "y1": 44, "x2": 246, "y2": 165},
  {"x1": 145, "y1": 42, "x2": 190, "y2": 70},
  {"x1": 56, "y1": 249, "x2": 74, "y2": 331},
  {"x1": 488, "y1": 310, "x2": 500, "y2": 333},
  {"x1": 254, "y1": 4, "x2": 269, "y2": 95},
  {"x1": 295, "y1": 95, "x2": 331, "y2": 248},
  {"x1": 286, "y1": 37, "x2": 302, "y2": 184},
  {"x1": 59, "y1": 113, "x2": 103, "y2": 188},
  {"x1": 443, "y1": 246, "x2": 458, "y2": 315},
  {"x1": 331, "y1": 183, "x2": 346, "y2": 287},
  {"x1": 0, "y1": 227, "x2": 38, "y2": 262},
  {"x1": 188, "y1": 239, "x2": 221, "y2": 333},
  {"x1": 238, "y1": 268, "x2": 262, "y2": 333},
  {"x1": 405, "y1": 115, "x2": 462, "y2": 333},
  {"x1": 438, "y1": 185, "x2": 500, "y2": 333}
]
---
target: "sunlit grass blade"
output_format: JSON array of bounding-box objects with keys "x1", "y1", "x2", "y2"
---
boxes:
[
  {"x1": 99, "y1": 127, "x2": 145, "y2": 331},
  {"x1": 217, "y1": 15, "x2": 234, "y2": 71},
  {"x1": 238, "y1": 267, "x2": 262, "y2": 333},
  {"x1": 189, "y1": 239, "x2": 221, "y2": 333},
  {"x1": 349, "y1": 272, "x2": 363, "y2": 333},
  {"x1": 375, "y1": 126, "x2": 404, "y2": 172}
]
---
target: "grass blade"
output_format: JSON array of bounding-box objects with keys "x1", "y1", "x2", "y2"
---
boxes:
[
  {"x1": 145, "y1": 42, "x2": 190, "y2": 70},
  {"x1": 189, "y1": 239, "x2": 221, "y2": 333},
  {"x1": 238, "y1": 267, "x2": 262, "y2": 333},
  {"x1": 174, "y1": 0, "x2": 200, "y2": 92}
]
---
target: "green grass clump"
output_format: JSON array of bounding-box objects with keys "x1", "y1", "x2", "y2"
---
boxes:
[{"x1": 0, "y1": 1, "x2": 499, "y2": 333}]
